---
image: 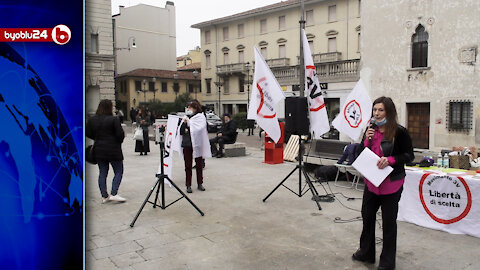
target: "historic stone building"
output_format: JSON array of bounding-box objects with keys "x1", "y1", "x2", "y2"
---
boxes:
[
  {"x1": 116, "y1": 69, "x2": 201, "y2": 120},
  {"x1": 113, "y1": 2, "x2": 177, "y2": 74},
  {"x1": 85, "y1": 0, "x2": 115, "y2": 116},
  {"x1": 192, "y1": 0, "x2": 361, "y2": 139},
  {"x1": 361, "y1": 0, "x2": 479, "y2": 150}
]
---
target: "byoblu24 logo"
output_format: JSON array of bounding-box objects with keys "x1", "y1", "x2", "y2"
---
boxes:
[{"x1": 52, "y1": 24, "x2": 71, "y2": 45}]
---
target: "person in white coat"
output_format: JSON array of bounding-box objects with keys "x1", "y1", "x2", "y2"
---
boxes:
[{"x1": 180, "y1": 100, "x2": 211, "y2": 193}]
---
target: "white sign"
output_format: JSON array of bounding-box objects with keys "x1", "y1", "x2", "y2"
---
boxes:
[
  {"x1": 157, "y1": 115, "x2": 181, "y2": 183},
  {"x1": 398, "y1": 171, "x2": 480, "y2": 238}
]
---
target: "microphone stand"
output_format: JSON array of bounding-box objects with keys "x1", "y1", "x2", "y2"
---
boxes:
[{"x1": 130, "y1": 130, "x2": 204, "y2": 228}]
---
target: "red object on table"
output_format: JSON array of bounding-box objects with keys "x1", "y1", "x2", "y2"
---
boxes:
[{"x1": 264, "y1": 122, "x2": 284, "y2": 164}]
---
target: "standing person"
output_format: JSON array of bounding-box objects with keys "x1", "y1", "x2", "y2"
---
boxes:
[
  {"x1": 180, "y1": 100, "x2": 211, "y2": 193},
  {"x1": 247, "y1": 119, "x2": 255, "y2": 136},
  {"x1": 210, "y1": 113, "x2": 237, "y2": 158},
  {"x1": 117, "y1": 108, "x2": 124, "y2": 124},
  {"x1": 135, "y1": 107, "x2": 151, "y2": 155},
  {"x1": 129, "y1": 107, "x2": 137, "y2": 123},
  {"x1": 86, "y1": 99, "x2": 127, "y2": 203},
  {"x1": 352, "y1": 96, "x2": 414, "y2": 270}
]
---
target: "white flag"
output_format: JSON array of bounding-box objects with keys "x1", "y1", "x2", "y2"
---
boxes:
[
  {"x1": 332, "y1": 79, "x2": 372, "y2": 141},
  {"x1": 157, "y1": 114, "x2": 181, "y2": 183},
  {"x1": 302, "y1": 29, "x2": 330, "y2": 138},
  {"x1": 247, "y1": 46, "x2": 285, "y2": 143}
]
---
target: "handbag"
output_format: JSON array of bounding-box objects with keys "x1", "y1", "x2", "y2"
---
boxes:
[
  {"x1": 85, "y1": 144, "x2": 96, "y2": 164},
  {"x1": 134, "y1": 127, "x2": 144, "y2": 141},
  {"x1": 85, "y1": 116, "x2": 104, "y2": 165}
]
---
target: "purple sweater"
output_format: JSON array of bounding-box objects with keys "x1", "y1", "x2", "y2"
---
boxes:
[{"x1": 364, "y1": 130, "x2": 404, "y2": 195}]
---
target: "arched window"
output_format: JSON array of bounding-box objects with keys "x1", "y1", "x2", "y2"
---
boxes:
[{"x1": 412, "y1": 25, "x2": 429, "y2": 68}]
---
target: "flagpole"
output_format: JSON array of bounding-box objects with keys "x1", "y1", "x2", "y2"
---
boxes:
[{"x1": 299, "y1": 0, "x2": 305, "y2": 97}]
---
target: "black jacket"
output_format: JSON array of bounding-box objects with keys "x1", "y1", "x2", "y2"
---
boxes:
[
  {"x1": 360, "y1": 125, "x2": 414, "y2": 181},
  {"x1": 219, "y1": 120, "x2": 237, "y2": 139},
  {"x1": 86, "y1": 115, "x2": 125, "y2": 161}
]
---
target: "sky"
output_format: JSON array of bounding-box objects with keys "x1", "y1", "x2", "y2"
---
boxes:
[{"x1": 111, "y1": 0, "x2": 281, "y2": 56}]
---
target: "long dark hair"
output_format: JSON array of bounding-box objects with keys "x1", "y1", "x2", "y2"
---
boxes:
[
  {"x1": 373, "y1": 96, "x2": 398, "y2": 141},
  {"x1": 96, "y1": 99, "x2": 113, "y2": 116},
  {"x1": 187, "y1": 100, "x2": 203, "y2": 113},
  {"x1": 137, "y1": 107, "x2": 147, "y2": 119}
]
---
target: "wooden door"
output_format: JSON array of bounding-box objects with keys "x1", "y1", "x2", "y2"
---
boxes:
[{"x1": 407, "y1": 103, "x2": 430, "y2": 149}]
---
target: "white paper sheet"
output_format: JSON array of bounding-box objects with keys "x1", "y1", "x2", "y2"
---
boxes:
[{"x1": 352, "y1": 148, "x2": 393, "y2": 187}]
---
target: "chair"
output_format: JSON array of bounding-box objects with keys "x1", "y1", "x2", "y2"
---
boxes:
[
  {"x1": 345, "y1": 166, "x2": 364, "y2": 191},
  {"x1": 334, "y1": 163, "x2": 355, "y2": 188}
]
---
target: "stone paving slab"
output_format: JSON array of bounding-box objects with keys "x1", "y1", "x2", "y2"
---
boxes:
[{"x1": 85, "y1": 129, "x2": 480, "y2": 270}]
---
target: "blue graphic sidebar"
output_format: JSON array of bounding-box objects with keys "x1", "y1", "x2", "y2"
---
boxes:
[{"x1": 0, "y1": 1, "x2": 84, "y2": 269}]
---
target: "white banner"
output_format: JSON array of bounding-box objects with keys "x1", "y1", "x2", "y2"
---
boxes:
[
  {"x1": 398, "y1": 170, "x2": 480, "y2": 238},
  {"x1": 157, "y1": 115, "x2": 181, "y2": 183},
  {"x1": 302, "y1": 29, "x2": 330, "y2": 138},
  {"x1": 332, "y1": 79, "x2": 371, "y2": 141},
  {"x1": 247, "y1": 46, "x2": 285, "y2": 143}
]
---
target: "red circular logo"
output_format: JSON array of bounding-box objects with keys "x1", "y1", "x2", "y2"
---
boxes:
[
  {"x1": 52, "y1": 24, "x2": 71, "y2": 45},
  {"x1": 419, "y1": 174, "x2": 472, "y2": 224},
  {"x1": 343, "y1": 100, "x2": 362, "y2": 128}
]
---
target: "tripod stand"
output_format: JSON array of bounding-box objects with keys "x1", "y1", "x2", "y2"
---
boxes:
[
  {"x1": 263, "y1": 135, "x2": 322, "y2": 210},
  {"x1": 130, "y1": 140, "x2": 204, "y2": 228}
]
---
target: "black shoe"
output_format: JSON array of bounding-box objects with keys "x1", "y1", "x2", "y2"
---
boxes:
[
  {"x1": 198, "y1": 184, "x2": 205, "y2": 191},
  {"x1": 140, "y1": 153, "x2": 144, "y2": 156},
  {"x1": 193, "y1": 165, "x2": 197, "y2": 169},
  {"x1": 144, "y1": 152, "x2": 148, "y2": 155},
  {"x1": 186, "y1": 186, "x2": 192, "y2": 193},
  {"x1": 352, "y1": 249, "x2": 375, "y2": 264},
  {"x1": 216, "y1": 152, "x2": 224, "y2": 158},
  {"x1": 377, "y1": 265, "x2": 395, "y2": 270}
]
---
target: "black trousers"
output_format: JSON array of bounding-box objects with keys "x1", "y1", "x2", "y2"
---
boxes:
[
  {"x1": 210, "y1": 135, "x2": 234, "y2": 153},
  {"x1": 359, "y1": 186, "x2": 403, "y2": 268}
]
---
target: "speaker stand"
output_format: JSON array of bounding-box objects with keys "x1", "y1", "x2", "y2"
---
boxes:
[{"x1": 263, "y1": 136, "x2": 322, "y2": 210}]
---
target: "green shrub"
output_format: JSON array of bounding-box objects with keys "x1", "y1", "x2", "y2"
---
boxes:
[{"x1": 233, "y1": 112, "x2": 248, "y2": 131}]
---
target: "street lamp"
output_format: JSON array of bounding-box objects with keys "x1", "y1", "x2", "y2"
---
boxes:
[
  {"x1": 142, "y1": 79, "x2": 147, "y2": 103},
  {"x1": 214, "y1": 79, "x2": 223, "y2": 116},
  {"x1": 192, "y1": 70, "x2": 199, "y2": 100},
  {"x1": 150, "y1": 77, "x2": 159, "y2": 102},
  {"x1": 116, "y1": 36, "x2": 136, "y2": 51},
  {"x1": 173, "y1": 73, "x2": 179, "y2": 98},
  {"x1": 245, "y1": 62, "x2": 251, "y2": 111}
]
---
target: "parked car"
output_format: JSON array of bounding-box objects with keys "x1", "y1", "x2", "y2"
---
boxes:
[{"x1": 206, "y1": 113, "x2": 223, "y2": 133}]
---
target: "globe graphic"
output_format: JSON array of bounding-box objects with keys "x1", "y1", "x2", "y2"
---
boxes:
[{"x1": 0, "y1": 43, "x2": 83, "y2": 268}]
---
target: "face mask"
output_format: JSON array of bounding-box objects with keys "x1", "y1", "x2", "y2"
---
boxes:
[
  {"x1": 375, "y1": 118, "x2": 387, "y2": 126},
  {"x1": 186, "y1": 110, "x2": 194, "y2": 116}
]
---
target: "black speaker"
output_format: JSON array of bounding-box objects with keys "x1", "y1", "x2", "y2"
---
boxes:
[{"x1": 285, "y1": 97, "x2": 310, "y2": 135}]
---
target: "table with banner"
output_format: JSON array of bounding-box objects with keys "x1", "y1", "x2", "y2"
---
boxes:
[{"x1": 398, "y1": 167, "x2": 480, "y2": 238}]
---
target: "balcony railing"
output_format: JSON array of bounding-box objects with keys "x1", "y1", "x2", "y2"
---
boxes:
[
  {"x1": 313, "y1": 52, "x2": 341, "y2": 63},
  {"x1": 297, "y1": 52, "x2": 342, "y2": 64},
  {"x1": 265, "y1": 58, "x2": 290, "y2": 67},
  {"x1": 272, "y1": 59, "x2": 360, "y2": 85},
  {"x1": 216, "y1": 63, "x2": 247, "y2": 75},
  {"x1": 315, "y1": 59, "x2": 359, "y2": 81}
]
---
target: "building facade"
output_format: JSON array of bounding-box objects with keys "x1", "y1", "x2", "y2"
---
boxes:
[
  {"x1": 85, "y1": 0, "x2": 115, "y2": 116},
  {"x1": 113, "y1": 2, "x2": 177, "y2": 74},
  {"x1": 177, "y1": 46, "x2": 202, "y2": 69},
  {"x1": 192, "y1": 0, "x2": 361, "y2": 139},
  {"x1": 361, "y1": 0, "x2": 480, "y2": 150},
  {"x1": 116, "y1": 69, "x2": 201, "y2": 120}
]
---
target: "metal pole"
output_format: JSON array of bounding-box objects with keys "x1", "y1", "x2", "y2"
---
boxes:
[
  {"x1": 218, "y1": 85, "x2": 221, "y2": 116},
  {"x1": 299, "y1": 0, "x2": 305, "y2": 97},
  {"x1": 247, "y1": 64, "x2": 250, "y2": 110}
]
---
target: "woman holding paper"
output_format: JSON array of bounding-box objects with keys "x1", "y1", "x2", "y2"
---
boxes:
[
  {"x1": 180, "y1": 100, "x2": 211, "y2": 193},
  {"x1": 352, "y1": 96, "x2": 414, "y2": 270}
]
